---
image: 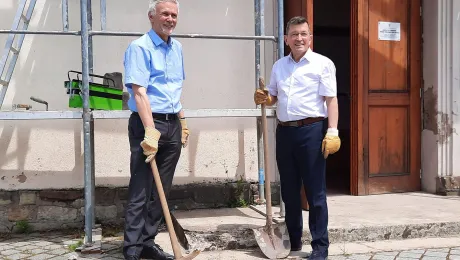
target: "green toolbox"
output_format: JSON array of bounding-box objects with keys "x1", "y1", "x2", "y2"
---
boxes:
[{"x1": 65, "y1": 70, "x2": 123, "y2": 110}]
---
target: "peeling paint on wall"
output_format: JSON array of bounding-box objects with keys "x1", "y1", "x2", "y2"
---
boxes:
[
  {"x1": 438, "y1": 113, "x2": 454, "y2": 144},
  {"x1": 422, "y1": 85, "x2": 455, "y2": 143},
  {"x1": 423, "y1": 85, "x2": 438, "y2": 133}
]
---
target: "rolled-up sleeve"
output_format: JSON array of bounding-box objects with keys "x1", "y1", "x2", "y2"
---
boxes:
[
  {"x1": 318, "y1": 59, "x2": 337, "y2": 97},
  {"x1": 124, "y1": 43, "x2": 150, "y2": 89}
]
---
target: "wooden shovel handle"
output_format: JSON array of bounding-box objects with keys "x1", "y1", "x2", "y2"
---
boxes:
[
  {"x1": 150, "y1": 159, "x2": 183, "y2": 258},
  {"x1": 258, "y1": 77, "x2": 273, "y2": 227}
]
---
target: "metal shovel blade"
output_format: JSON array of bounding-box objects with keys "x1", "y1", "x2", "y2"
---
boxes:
[
  {"x1": 253, "y1": 223, "x2": 291, "y2": 259},
  {"x1": 178, "y1": 249, "x2": 201, "y2": 260}
]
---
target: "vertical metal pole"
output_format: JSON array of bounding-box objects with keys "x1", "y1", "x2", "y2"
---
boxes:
[
  {"x1": 255, "y1": 0, "x2": 265, "y2": 204},
  {"x1": 86, "y1": 0, "x2": 95, "y2": 228},
  {"x1": 87, "y1": 0, "x2": 94, "y2": 76},
  {"x1": 80, "y1": 0, "x2": 94, "y2": 244},
  {"x1": 100, "y1": 0, "x2": 107, "y2": 31},
  {"x1": 62, "y1": 0, "x2": 69, "y2": 31},
  {"x1": 277, "y1": 0, "x2": 286, "y2": 218}
]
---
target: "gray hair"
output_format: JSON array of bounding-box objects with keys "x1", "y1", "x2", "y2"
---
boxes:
[{"x1": 148, "y1": 0, "x2": 180, "y2": 16}]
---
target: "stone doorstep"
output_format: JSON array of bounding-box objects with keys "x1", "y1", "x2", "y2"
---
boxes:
[
  {"x1": 158, "y1": 206, "x2": 460, "y2": 252},
  {"x1": 178, "y1": 221, "x2": 460, "y2": 252}
]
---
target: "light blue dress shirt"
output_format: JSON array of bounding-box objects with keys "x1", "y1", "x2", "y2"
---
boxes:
[{"x1": 124, "y1": 29, "x2": 185, "y2": 114}]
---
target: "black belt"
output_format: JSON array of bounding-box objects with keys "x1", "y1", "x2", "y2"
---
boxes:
[
  {"x1": 278, "y1": 117, "x2": 324, "y2": 127},
  {"x1": 132, "y1": 112, "x2": 178, "y2": 120}
]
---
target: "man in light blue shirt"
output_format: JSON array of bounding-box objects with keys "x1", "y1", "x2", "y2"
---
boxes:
[{"x1": 122, "y1": 1, "x2": 188, "y2": 259}]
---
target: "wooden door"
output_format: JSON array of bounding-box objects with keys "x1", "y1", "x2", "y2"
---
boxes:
[
  {"x1": 351, "y1": 0, "x2": 422, "y2": 194},
  {"x1": 283, "y1": 0, "x2": 313, "y2": 210}
]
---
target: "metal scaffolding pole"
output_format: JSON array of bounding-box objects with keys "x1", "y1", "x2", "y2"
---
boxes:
[
  {"x1": 80, "y1": 0, "x2": 94, "y2": 245},
  {"x1": 277, "y1": 0, "x2": 286, "y2": 218},
  {"x1": 255, "y1": 0, "x2": 265, "y2": 204}
]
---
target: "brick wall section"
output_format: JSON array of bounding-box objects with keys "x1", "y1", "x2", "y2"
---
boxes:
[{"x1": 0, "y1": 182, "x2": 280, "y2": 233}]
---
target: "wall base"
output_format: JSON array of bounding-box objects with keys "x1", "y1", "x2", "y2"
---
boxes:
[
  {"x1": 436, "y1": 177, "x2": 460, "y2": 196},
  {"x1": 0, "y1": 182, "x2": 280, "y2": 233}
]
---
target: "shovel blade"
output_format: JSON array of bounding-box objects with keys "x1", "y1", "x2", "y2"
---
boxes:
[
  {"x1": 177, "y1": 249, "x2": 201, "y2": 260},
  {"x1": 253, "y1": 224, "x2": 291, "y2": 259}
]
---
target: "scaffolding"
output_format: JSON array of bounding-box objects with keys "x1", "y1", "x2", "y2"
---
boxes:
[{"x1": 0, "y1": 0, "x2": 285, "y2": 251}]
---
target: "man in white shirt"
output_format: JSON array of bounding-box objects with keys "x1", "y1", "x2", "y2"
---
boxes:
[{"x1": 254, "y1": 16, "x2": 341, "y2": 260}]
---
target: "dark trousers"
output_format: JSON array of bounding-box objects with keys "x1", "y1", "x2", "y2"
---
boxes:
[
  {"x1": 123, "y1": 112, "x2": 182, "y2": 256},
  {"x1": 276, "y1": 120, "x2": 329, "y2": 253}
]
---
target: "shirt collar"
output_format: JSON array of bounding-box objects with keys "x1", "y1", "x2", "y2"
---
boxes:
[
  {"x1": 148, "y1": 29, "x2": 173, "y2": 47},
  {"x1": 289, "y1": 48, "x2": 312, "y2": 63}
]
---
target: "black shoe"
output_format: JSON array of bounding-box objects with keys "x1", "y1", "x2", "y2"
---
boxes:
[
  {"x1": 291, "y1": 246, "x2": 302, "y2": 251},
  {"x1": 309, "y1": 249, "x2": 328, "y2": 260},
  {"x1": 140, "y1": 244, "x2": 174, "y2": 260},
  {"x1": 124, "y1": 255, "x2": 140, "y2": 260}
]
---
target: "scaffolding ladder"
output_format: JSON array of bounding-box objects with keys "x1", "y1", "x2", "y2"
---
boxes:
[
  {"x1": 0, "y1": 0, "x2": 37, "y2": 106},
  {"x1": 0, "y1": 0, "x2": 285, "y2": 252}
]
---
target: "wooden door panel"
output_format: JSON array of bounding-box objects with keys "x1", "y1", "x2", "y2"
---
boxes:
[
  {"x1": 368, "y1": 106, "x2": 409, "y2": 175},
  {"x1": 352, "y1": 0, "x2": 421, "y2": 194},
  {"x1": 369, "y1": 0, "x2": 409, "y2": 91}
]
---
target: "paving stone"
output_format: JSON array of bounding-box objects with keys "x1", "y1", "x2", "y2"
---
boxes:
[
  {"x1": 6, "y1": 253, "x2": 31, "y2": 259},
  {"x1": 28, "y1": 253, "x2": 60, "y2": 260},
  {"x1": 372, "y1": 254, "x2": 396, "y2": 260},
  {"x1": 0, "y1": 245, "x2": 14, "y2": 251},
  {"x1": 0, "y1": 249, "x2": 21, "y2": 256},
  {"x1": 19, "y1": 245, "x2": 39, "y2": 251},
  {"x1": 43, "y1": 244, "x2": 63, "y2": 250},
  {"x1": 424, "y1": 251, "x2": 449, "y2": 258},
  {"x1": 34, "y1": 241, "x2": 54, "y2": 247},
  {"x1": 428, "y1": 249, "x2": 451, "y2": 253},
  {"x1": 378, "y1": 251, "x2": 400, "y2": 256},
  {"x1": 404, "y1": 250, "x2": 426, "y2": 255},
  {"x1": 422, "y1": 256, "x2": 448, "y2": 260},
  {"x1": 451, "y1": 250, "x2": 460, "y2": 255},
  {"x1": 347, "y1": 253, "x2": 372, "y2": 260},
  {"x1": 48, "y1": 248, "x2": 70, "y2": 255},
  {"x1": 396, "y1": 258, "x2": 421, "y2": 260},
  {"x1": 449, "y1": 255, "x2": 460, "y2": 260},
  {"x1": 29, "y1": 248, "x2": 47, "y2": 254},
  {"x1": 8, "y1": 241, "x2": 30, "y2": 248},
  {"x1": 398, "y1": 252, "x2": 424, "y2": 258}
]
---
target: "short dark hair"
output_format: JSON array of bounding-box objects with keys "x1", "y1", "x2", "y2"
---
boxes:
[{"x1": 285, "y1": 16, "x2": 309, "y2": 34}]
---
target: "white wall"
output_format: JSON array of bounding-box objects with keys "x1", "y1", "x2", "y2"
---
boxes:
[
  {"x1": 421, "y1": 0, "x2": 460, "y2": 193},
  {"x1": 0, "y1": 0, "x2": 280, "y2": 190}
]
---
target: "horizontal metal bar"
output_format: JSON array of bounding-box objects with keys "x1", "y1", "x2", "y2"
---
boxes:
[
  {"x1": 0, "y1": 110, "x2": 82, "y2": 119},
  {"x1": 0, "y1": 30, "x2": 80, "y2": 35},
  {"x1": 90, "y1": 31, "x2": 277, "y2": 41},
  {"x1": 0, "y1": 30, "x2": 277, "y2": 42},
  {"x1": 0, "y1": 109, "x2": 276, "y2": 120}
]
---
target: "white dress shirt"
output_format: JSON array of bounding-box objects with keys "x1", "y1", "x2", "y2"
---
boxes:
[{"x1": 267, "y1": 48, "x2": 337, "y2": 122}]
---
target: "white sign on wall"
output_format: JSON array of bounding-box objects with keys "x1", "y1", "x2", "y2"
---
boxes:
[{"x1": 378, "y1": 21, "x2": 401, "y2": 41}]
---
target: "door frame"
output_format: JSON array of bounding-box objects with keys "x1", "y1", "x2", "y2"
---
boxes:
[
  {"x1": 283, "y1": 0, "x2": 422, "y2": 196},
  {"x1": 350, "y1": 0, "x2": 422, "y2": 195}
]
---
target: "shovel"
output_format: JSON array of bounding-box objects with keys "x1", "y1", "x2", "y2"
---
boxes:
[
  {"x1": 150, "y1": 159, "x2": 200, "y2": 260},
  {"x1": 253, "y1": 77, "x2": 291, "y2": 259}
]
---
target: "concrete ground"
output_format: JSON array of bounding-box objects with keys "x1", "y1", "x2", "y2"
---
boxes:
[
  {"x1": 0, "y1": 232, "x2": 459, "y2": 259},
  {"x1": 1, "y1": 192, "x2": 460, "y2": 259}
]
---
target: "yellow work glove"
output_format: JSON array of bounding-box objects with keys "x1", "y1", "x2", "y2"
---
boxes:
[
  {"x1": 140, "y1": 126, "x2": 161, "y2": 163},
  {"x1": 254, "y1": 77, "x2": 273, "y2": 105},
  {"x1": 180, "y1": 118, "x2": 190, "y2": 148},
  {"x1": 322, "y1": 128, "x2": 341, "y2": 159}
]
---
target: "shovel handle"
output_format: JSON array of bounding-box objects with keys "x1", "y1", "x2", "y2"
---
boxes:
[
  {"x1": 150, "y1": 159, "x2": 183, "y2": 258},
  {"x1": 258, "y1": 77, "x2": 273, "y2": 227}
]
